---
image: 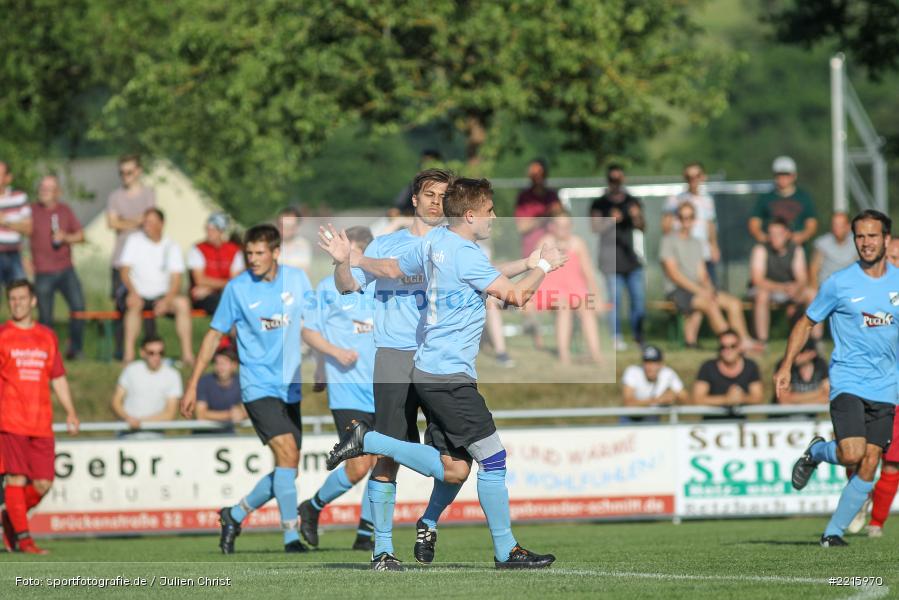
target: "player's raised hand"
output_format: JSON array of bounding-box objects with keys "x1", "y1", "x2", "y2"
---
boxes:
[
  {"x1": 525, "y1": 245, "x2": 543, "y2": 270},
  {"x1": 180, "y1": 387, "x2": 197, "y2": 419},
  {"x1": 773, "y1": 366, "x2": 791, "y2": 402},
  {"x1": 332, "y1": 348, "x2": 359, "y2": 367},
  {"x1": 538, "y1": 243, "x2": 568, "y2": 271},
  {"x1": 66, "y1": 411, "x2": 80, "y2": 436},
  {"x1": 318, "y1": 224, "x2": 352, "y2": 264}
]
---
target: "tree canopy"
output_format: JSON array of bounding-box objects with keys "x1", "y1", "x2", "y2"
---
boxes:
[{"x1": 2, "y1": 0, "x2": 734, "y2": 220}]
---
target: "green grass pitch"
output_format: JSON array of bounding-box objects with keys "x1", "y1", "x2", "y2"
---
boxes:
[{"x1": 0, "y1": 519, "x2": 895, "y2": 599}]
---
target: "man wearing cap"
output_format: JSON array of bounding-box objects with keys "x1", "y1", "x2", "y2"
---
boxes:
[
  {"x1": 621, "y1": 345, "x2": 687, "y2": 421},
  {"x1": 187, "y1": 213, "x2": 245, "y2": 314},
  {"x1": 748, "y1": 156, "x2": 818, "y2": 245}
]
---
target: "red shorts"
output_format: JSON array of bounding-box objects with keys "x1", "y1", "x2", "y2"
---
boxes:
[
  {"x1": 0, "y1": 432, "x2": 55, "y2": 481},
  {"x1": 884, "y1": 410, "x2": 899, "y2": 463}
]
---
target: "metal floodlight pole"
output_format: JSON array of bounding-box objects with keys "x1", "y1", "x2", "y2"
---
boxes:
[{"x1": 831, "y1": 54, "x2": 848, "y2": 213}]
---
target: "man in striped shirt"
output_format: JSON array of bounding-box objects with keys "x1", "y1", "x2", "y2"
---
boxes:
[{"x1": 0, "y1": 161, "x2": 32, "y2": 289}]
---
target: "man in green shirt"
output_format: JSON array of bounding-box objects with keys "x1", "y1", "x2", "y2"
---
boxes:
[{"x1": 748, "y1": 156, "x2": 818, "y2": 245}]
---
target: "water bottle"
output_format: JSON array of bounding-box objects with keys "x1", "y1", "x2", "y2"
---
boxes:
[{"x1": 51, "y1": 213, "x2": 61, "y2": 249}]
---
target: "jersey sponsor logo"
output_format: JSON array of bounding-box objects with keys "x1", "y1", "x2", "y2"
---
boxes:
[
  {"x1": 890, "y1": 292, "x2": 899, "y2": 306},
  {"x1": 862, "y1": 311, "x2": 894, "y2": 328},
  {"x1": 399, "y1": 274, "x2": 424, "y2": 285},
  {"x1": 431, "y1": 249, "x2": 445, "y2": 264},
  {"x1": 260, "y1": 313, "x2": 290, "y2": 331},
  {"x1": 352, "y1": 319, "x2": 374, "y2": 334}
]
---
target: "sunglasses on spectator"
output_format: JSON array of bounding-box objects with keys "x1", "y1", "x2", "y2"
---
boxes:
[{"x1": 718, "y1": 343, "x2": 739, "y2": 351}]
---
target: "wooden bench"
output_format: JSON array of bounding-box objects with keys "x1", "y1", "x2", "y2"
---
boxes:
[
  {"x1": 72, "y1": 309, "x2": 208, "y2": 361},
  {"x1": 648, "y1": 299, "x2": 783, "y2": 344}
]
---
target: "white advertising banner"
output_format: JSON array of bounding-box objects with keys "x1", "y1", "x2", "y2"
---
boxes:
[
  {"x1": 674, "y1": 421, "x2": 845, "y2": 518},
  {"x1": 33, "y1": 425, "x2": 676, "y2": 536}
]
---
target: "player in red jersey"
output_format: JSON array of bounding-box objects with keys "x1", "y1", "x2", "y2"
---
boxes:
[{"x1": 0, "y1": 280, "x2": 79, "y2": 554}]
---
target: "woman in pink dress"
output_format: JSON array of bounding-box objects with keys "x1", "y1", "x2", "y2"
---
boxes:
[{"x1": 534, "y1": 210, "x2": 605, "y2": 366}]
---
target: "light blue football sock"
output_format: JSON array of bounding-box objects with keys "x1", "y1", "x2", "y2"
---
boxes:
[
  {"x1": 824, "y1": 476, "x2": 874, "y2": 538},
  {"x1": 368, "y1": 479, "x2": 396, "y2": 555},
  {"x1": 273, "y1": 467, "x2": 300, "y2": 544},
  {"x1": 810, "y1": 440, "x2": 839, "y2": 465},
  {"x1": 313, "y1": 466, "x2": 353, "y2": 509},
  {"x1": 477, "y1": 468, "x2": 517, "y2": 562},
  {"x1": 363, "y1": 431, "x2": 445, "y2": 480},
  {"x1": 358, "y1": 483, "x2": 374, "y2": 537},
  {"x1": 421, "y1": 479, "x2": 463, "y2": 530},
  {"x1": 230, "y1": 471, "x2": 275, "y2": 523}
]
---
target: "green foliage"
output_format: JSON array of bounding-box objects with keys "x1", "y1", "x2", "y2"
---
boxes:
[
  {"x1": 765, "y1": 0, "x2": 899, "y2": 77},
  {"x1": 2, "y1": 0, "x2": 736, "y2": 221}
]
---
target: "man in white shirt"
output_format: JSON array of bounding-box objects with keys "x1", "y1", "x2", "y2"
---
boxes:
[
  {"x1": 111, "y1": 335, "x2": 183, "y2": 438},
  {"x1": 0, "y1": 161, "x2": 32, "y2": 288},
  {"x1": 118, "y1": 208, "x2": 193, "y2": 365},
  {"x1": 621, "y1": 345, "x2": 687, "y2": 419},
  {"x1": 662, "y1": 162, "x2": 720, "y2": 285}
]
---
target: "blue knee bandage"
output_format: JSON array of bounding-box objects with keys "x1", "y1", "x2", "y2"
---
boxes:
[{"x1": 481, "y1": 450, "x2": 507, "y2": 472}]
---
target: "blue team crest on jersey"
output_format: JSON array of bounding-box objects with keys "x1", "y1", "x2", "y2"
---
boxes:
[{"x1": 889, "y1": 291, "x2": 899, "y2": 306}]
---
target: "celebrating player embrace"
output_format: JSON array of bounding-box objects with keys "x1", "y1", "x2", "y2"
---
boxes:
[{"x1": 320, "y1": 177, "x2": 565, "y2": 569}]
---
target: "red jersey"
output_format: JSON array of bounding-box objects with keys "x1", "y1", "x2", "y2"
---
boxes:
[
  {"x1": 0, "y1": 322, "x2": 65, "y2": 438},
  {"x1": 195, "y1": 241, "x2": 241, "y2": 280}
]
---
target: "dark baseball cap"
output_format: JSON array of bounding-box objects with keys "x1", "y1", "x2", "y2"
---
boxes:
[{"x1": 642, "y1": 345, "x2": 663, "y2": 362}]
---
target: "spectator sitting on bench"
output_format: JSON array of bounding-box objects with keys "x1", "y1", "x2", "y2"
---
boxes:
[
  {"x1": 195, "y1": 347, "x2": 245, "y2": 433},
  {"x1": 748, "y1": 217, "x2": 814, "y2": 345},
  {"x1": 773, "y1": 338, "x2": 828, "y2": 405},
  {"x1": 692, "y1": 329, "x2": 764, "y2": 417},
  {"x1": 111, "y1": 334, "x2": 183, "y2": 437},
  {"x1": 660, "y1": 201, "x2": 760, "y2": 350},
  {"x1": 118, "y1": 208, "x2": 194, "y2": 365},
  {"x1": 621, "y1": 345, "x2": 687, "y2": 422},
  {"x1": 187, "y1": 212, "x2": 244, "y2": 314}
]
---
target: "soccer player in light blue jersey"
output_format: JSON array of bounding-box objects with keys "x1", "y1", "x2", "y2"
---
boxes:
[
  {"x1": 777, "y1": 210, "x2": 899, "y2": 547},
  {"x1": 298, "y1": 226, "x2": 378, "y2": 551},
  {"x1": 326, "y1": 169, "x2": 460, "y2": 570},
  {"x1": 181, "y1": 224, "x2": 313, "y2": 554},
  {"x1": 322, "y1": 178, "x2": 566, "y2": 569}
]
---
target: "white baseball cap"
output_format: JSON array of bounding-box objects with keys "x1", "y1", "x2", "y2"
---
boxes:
[{"x1": 772, "y1": 156, "x2": 797, "y2": 175}]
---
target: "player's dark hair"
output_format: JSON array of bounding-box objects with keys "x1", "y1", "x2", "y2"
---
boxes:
[
  {"x1": 851, "y1": 210, "x2": 891, "y2": 236},
  {"x1": 607, "y1": 163, "x2": 624, "y2": 177},
  {"x1": 278, "y1": 205, "x2": 302, "y2": 218},
  {"x1": 444, "y1": 178, "x2": 493, "y2": 223},
  {"x1": 214, "y1": 347, "x2": 238, "y2": 362},
  {"x1": 141, "y1": 333, "x2": 164, "y2": 348},
  {"x1": 144, "y1": 207, "x2": 165, "y2": 222},
  {"x1": 345, "y1": 226, "x2": 374, "y2": 252},
  {"x1": 6, "y1": 279, "x2": 34, "y2": 298},
  {"x1": 412, "y1": 168, "x2": 454, "y2": 197},
  {"x1": 717, "y1": 329, "x2": 739, "y2": 344},
  {"x1": 768, "y1": 216, "x2": 790, "y2": 230},
  {"x1": 118, "y1": 154, "x2": 142, "y2": 167},
  {"x1": 245, "y1": 224, "x2": 281, "y2": 250},
  {"x1": 531, "y1": 158, "x2": 549, "y2": 178}
]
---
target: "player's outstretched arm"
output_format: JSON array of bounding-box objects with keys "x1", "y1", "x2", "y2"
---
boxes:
[
  {"x1": 485, "y1": 244, "x2": 567, "y2": 307},
  {"x1": 181, "y1": 329, "x2": 223, "y2": 418},
  {"x1": 774, "y1": 315, "x2": 816, "y2": 401},
  {"x1": 51, "y1": 376, "x2": 79, "y2": 435},
  {"x1": 301, "y1": 328, "x2": 358, "y2": 367},
  {"x1": 356, "y1": 255, "x2": 404, "y2": 280}
]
